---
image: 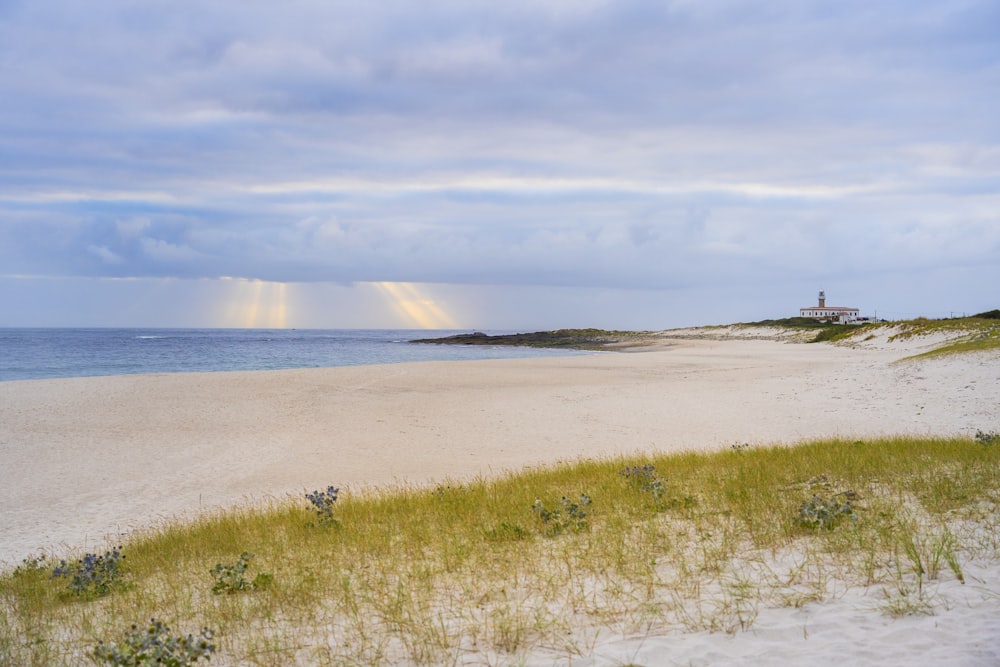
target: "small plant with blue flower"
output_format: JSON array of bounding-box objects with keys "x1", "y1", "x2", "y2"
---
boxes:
[
  {"x1": 975, "y1": 429, "x2": 999, "y2": 445},
  {"x1": 619, "y1": 464, "x2": 667, "y2": 505},
  {"x1": 51, "y1": 547, "x2": 124, "y2": 597},
  {"x1": 798, "y1": 492, "x2": 857, "y2": 530},
  {"x1": 532, "y1": 494, "x2": 591, "y2": 536},
  {"x1": 305, "y1": 485, "x2": 340, "y2": 525},
  {"x1": 93, "y1": 618, "x2": 215, "y2": 666}
]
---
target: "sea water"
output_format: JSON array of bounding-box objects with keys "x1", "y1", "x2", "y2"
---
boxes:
[{"x1": 0, "y1": 328, "x2": 587, "y2": 382}]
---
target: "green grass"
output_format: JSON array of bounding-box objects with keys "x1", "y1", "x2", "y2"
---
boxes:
[
  {"x1": 739, "y1": 317, "x2": 840, "y2": 329},
  {"x1": 735, "y1": 318, "x2": 862, "y2": 343},
  {"x1": 3, "y1": 437, "x2": 999, "y2": 665},
  {"x1": 410, "y1": 328, "x2": 655, "y2": 350},
  {"x1": 909, "y1": 332, "x2": 1000, "y2": 359},
  {"x1": 739, "y1": 314, "x2": 1000, "y2": 349},
  {"x1": 901, "y1": 321, "x2": 1000, "y2": 359},
  {"x1": 837, "y1": 316, "x2": 1000, "y2": 359},
  {"x1": 881, "y1": 315, "x2": 999, "y2": 338}
]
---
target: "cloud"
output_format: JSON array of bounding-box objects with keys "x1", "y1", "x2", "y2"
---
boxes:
[
  {"x1": 0, "y1": 0, "x2": 997, "y2": 323},
  {"x1": 87, "y1": 244, "x2": 123, "y2": 265},
  {"x1": 139, "y1": 238, "x2": 203, "y2": 263}
]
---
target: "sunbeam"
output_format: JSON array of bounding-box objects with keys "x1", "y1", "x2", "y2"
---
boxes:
[
  {"x1": 373, "y1": 282, "x2": 458, "y2": 329},
  {"x1": 221, "y1": 278, "x2": 290, "y2": 328}
]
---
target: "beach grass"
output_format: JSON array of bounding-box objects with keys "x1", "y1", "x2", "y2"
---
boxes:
[
  {"x1": 836, "y1": 316, "x2": 1000, "y2": 360},
  {"x1": 904, "y1": 328, "x2": 1000, "y2": 359},
  {"x1": 2, "y1": 436, "x2": 999, "y2": 665},
  {"x1": 745, "y1": 314, "x2": 1000, "y2": 347}
]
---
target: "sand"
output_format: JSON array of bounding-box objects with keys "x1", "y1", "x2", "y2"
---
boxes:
[
  {"x1": 552, "y1": 561, "x2": 1000, "y2": 667},
  {"x1": 2, "y1": 329, "x2": 998, "y2": 665}
]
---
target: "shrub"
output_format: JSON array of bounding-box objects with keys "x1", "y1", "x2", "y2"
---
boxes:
[
  {"x1": 619, "y1": 464, "x2": 656, "y2": 480},
  {"x1": 798, "y1": 493, "x2": 855, "y2": 530},
  {"x1": 619, "y1": 464, "x2": 667, "y2": 503},
  {"x1": 975, "y1": 430, "x2": 1000, "y2": 446},
  {"x1": 210, "y1": 552, "x2": 272, "y2": 594},
  {"x1": 51, "y1": 547, "x2": 124, "y2": 597},
  {"x1": 305, "y1": 485, "x2": 340, "y2": 524},
  {"x1": 532, "y1": 494, "x2": 591, "y2": 536},
  {"x1": 93, "y1": 618, "x2": 215, "y2": 666},
  {"x1": 13, "y1": 554, "x2": 47, "y2": 575}
]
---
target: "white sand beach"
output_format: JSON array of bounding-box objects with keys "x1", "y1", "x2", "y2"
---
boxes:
[{"x1": 2, "y1": 329, "x2": 998, "y2": 665}]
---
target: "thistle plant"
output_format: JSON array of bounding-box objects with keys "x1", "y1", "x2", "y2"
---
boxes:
[
  {"x1": 620, "y1": 464, "x2": 667, "y2": 503},
  {"x1": 210, "y1": 552, "x2": 272, "y2": 594},
  {"x1": 93, "y1": 618, "x2": 215, "y2": 666},
  {"x1": 798, "y1": 493, "x2": 856, "y2": 529},
  {"x1": 532, "y1": 494, "x2": 591, "y2": 536},
  {"x1": 975, "y1": 430, "x2": 999, "y2": 445},
  {"x1": 619, "y1": 464, "x2": 656, "y2": 480},
  {"x1": 51, "y1": 547, "x2": 124, "y2": 597},
  {"x1": 305, "y1": 485, "x2": 340, "y2": 523},
  {"x1": 14, "y1": 554, "x2": 47, "y2": 575}
]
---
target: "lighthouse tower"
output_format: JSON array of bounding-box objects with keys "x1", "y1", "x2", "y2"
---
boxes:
[{"x1": 800, "y1": 289, "x2": 859, "y2": 322}]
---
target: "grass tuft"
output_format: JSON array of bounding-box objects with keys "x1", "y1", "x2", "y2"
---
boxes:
[{"x1": 2, "y1": 436, "x2": 999, "y2": 665}]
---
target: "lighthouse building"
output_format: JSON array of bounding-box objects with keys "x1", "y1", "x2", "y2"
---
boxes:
[{"x1": 800, "y1": 290, "x2": 860, "y2": 323}]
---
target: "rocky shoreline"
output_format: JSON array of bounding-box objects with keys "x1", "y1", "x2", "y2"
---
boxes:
[{"x1": 409, "y1": 328, "x2": 656, "y2": 350}]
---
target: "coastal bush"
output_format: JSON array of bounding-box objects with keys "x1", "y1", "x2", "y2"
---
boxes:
[
  {"x1": 304, "y1": 485, "x2": 339, "y2": 524},
  {"x1": 975, "y1": 430, "x2": 1000, "y2": 446},
  {"x1": 532, "y1": 493, "x2": 591, "y2": 536},
  {"x1": 798, "y1": 493, "x2": 856, "y2": 529},
  {"x1": 743, "y1": 317, "x2": 835, "y2": 329},
  {"x1": 619, "y1": 464, "x2": 667, "y2": 504},
  {"x1": 210, "y1": 552, "x2": 272, "y2": 594},
  {"x1": 51, "y1": 547, "x2": 124, "y2": 597},
  {"x1": 93, "y1": 619, "x2": 215, "y2": 666},
  {"x1": 14, "y1": 554, "x2": 47, "y2": 574}
]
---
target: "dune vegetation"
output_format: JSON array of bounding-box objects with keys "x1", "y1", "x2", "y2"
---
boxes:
[
  {"x1": 741, "y1": 313, "x2": 1000, "y2": 348},
  {"x1": 3, "y1": 435, "x2": 999, "y2": 666},
  {"x1": 410, "y1": 314, "x2": 1000, "y2": 353},
  {"x1": 884, "y1": 316, "x2": 1000, "y2": 359}
]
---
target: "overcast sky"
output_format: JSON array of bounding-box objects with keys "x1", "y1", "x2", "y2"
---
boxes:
[{"x1": 1, "y1": 1, "x2": 998, "y2": 329}]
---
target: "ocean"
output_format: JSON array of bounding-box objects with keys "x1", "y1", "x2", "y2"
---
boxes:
[{"x1": 0, "y1": 328, "x2": 588, "y2": 382}]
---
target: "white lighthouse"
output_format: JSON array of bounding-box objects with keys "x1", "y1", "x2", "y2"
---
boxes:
[{"x1": 800, "y1": 290, "x2": 859, "y2": 323}]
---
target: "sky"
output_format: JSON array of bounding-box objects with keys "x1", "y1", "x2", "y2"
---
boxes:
[{"x1": 1, "y1": 1, "x2": 998, "y2": 330}]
